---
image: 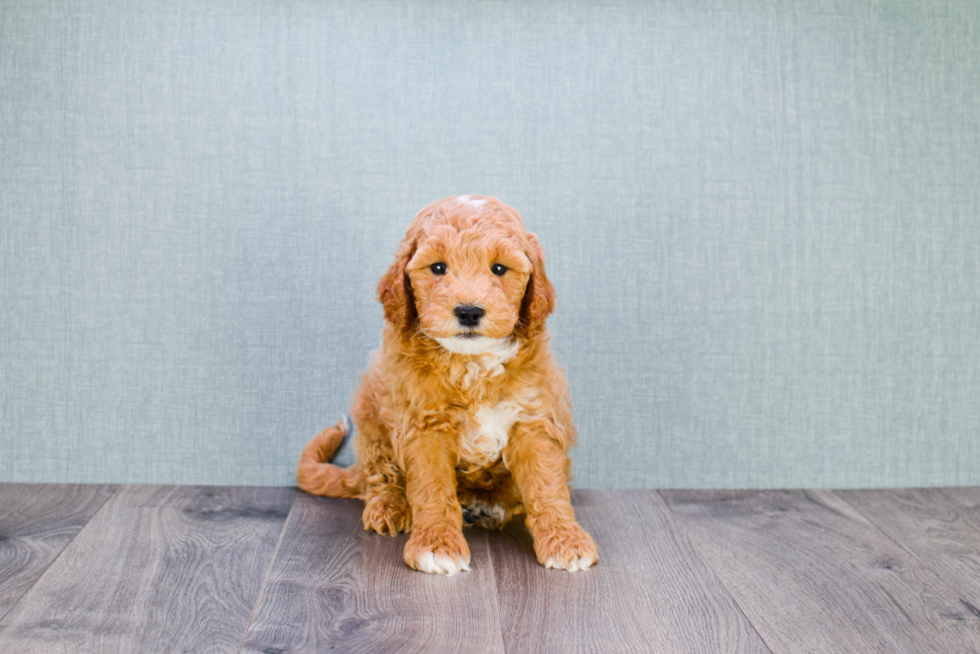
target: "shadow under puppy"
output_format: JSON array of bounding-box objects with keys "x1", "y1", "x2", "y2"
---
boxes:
[{"x1": 297, "y1": 195, "x2": 597, "y2": 575}]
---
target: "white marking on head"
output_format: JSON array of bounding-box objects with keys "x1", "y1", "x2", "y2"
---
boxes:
[{"x1": 456, "y1": 194, "x2": 487, "y2": 207}]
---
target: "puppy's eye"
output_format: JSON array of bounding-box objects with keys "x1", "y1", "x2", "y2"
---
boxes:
[
  {"x1": 491, "y1": 263, "x2": 508, "y2": 276},
  {"x1": 430, "y1": 262, "x2": 447, "y2": 275}
]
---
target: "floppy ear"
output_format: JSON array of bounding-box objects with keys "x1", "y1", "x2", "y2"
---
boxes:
[
  {"x1": 517, "y1": 231, "x2": 556, "y2": 339},
  {"x1": 377, "y1": 241, "x2": 418, "y2": 334}
]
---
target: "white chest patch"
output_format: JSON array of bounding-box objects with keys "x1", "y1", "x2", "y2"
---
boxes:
[{"x1": 459, "y1": 400, "x2": 524, "y2": 469}]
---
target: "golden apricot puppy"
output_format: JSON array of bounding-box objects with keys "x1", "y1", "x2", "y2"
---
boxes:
[{"x1": 297, "y1": 195, "x2": 597, "y2": 575}]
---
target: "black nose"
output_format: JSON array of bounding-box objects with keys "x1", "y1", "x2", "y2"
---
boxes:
[{"x1": 454, "y1": 305, "x2": 485, "y2": 327}]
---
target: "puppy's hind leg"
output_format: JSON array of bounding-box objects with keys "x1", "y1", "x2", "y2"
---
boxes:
[
  {"x1": 353, "y1": 408, "x2": 412, "y2": 535},
  {"x1": 362, "y1": 488, "x2": 411, "y2": 535},
  {"x1": 458, "y1": 484, "x2": 523, "y2": 530}
]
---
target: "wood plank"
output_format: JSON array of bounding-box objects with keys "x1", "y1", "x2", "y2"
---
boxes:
[
  {"x1": 662, "y1": 489, "x2": 980, "y2": 654},
  {"x1": 241, "y1": 493, "x2": 506, "y2": 654},
  {"x1": 0, "y1": 485, "x2": 294, "y2": 653},
  {"x1": 490, "y1": 490, "x2": 770, "y2": 653},
  {"x1": 838, "y1": 488, "x2": 980, "y2": 612},
  {"x1": 0, "y1": 484, "x2": 117, "y2": 623}
]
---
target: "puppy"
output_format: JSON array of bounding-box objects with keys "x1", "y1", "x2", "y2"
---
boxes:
[{"x1": 297, "y1": 195, "x2": 597, "y2": 575}]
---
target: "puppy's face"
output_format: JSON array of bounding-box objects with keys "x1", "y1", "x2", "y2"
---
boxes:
[
  {"x1": 407, "y1": 221, "x2": 531, "y2": 350},
  {"x1": 378, "y1": 196, "x2": 555, "y2": 352}
]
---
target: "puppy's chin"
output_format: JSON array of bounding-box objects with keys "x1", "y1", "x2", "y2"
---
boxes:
[{"x1": 435, "y1": 335, "x2": 516, "y2": 357}]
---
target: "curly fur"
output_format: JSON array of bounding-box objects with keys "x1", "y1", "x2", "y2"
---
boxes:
[{"x1": 297, "y1": 196, "x2": 597, "y2": 574}]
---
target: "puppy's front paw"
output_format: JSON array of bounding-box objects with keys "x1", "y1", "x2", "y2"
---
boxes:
[
  {"x1": 534, "y1": 522, "x2": 598, "y2": 572},
  {"x1": 403, "y1": 527, "x2": 471, "y2": 575},
  {"x1": 362, "y1": 492, "x2": 411, "y2": 535}
]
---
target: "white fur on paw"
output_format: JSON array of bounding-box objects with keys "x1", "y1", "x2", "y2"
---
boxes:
[
  {"x1": 462, "y1": 500, "x2": 509, "y2": 529},
  {"x1": 544, "y1": 554, "x2": 596, "y2": 572},
  {"x1": 415, "y1": 551, "x2": 471, "y2": 576},
  {"x1": 486, "y1": 504, "x2": 507, "y2": 525}
]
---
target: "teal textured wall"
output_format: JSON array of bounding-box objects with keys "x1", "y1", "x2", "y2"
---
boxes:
[{"x1": 2, "y1": 0, "x2": 978, "y2": 488}]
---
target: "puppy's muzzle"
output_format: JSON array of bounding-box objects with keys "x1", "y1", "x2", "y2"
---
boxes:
[{"x1": 454, "y1": 305, "x2": 484, "y2": 327}]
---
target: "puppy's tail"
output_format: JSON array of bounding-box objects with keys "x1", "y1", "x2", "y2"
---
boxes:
[{"x1": 296, "y1": 418, "x2": 363, "y2": 498}]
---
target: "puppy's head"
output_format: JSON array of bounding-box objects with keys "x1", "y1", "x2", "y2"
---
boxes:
[{"x1": 377, "y1": 196, "x2": 555, "y2": 353}]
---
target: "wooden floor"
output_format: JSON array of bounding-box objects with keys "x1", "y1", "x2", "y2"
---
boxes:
[{"x1": 2, "y1": 487, "x2": 980, "y2": 652}]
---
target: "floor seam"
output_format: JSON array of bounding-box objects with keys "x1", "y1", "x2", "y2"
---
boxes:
[
  {"x1": 483, "y1": 528, "x2": 509, "y2": 654},
  {"x1": 936, "y1": 487, "x2": 980, "y2": 515},
  {"x1": 0, "y1": 483, "x2": 121, "y2": 632},
  {"x1": 826, "y1": 490, "x2": 924, "y2": 562},
  {"x1": 655, "y1": 490, "x2": 776, "y2": 654},
  {"x1": 236, "y1": 489, "x2": 298, "y2": 654}
]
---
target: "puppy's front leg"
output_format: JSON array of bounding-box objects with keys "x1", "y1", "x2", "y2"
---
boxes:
[
  {"x1": 401, "y1": 426, "x2": 470, "y2": 575},
  {"x1": 505, "y1": 421, "x2": 598, "y2": 572}
]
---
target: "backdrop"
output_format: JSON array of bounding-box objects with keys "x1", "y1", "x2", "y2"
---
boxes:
[{"x1": 2, "y1": 0, "x2": 978, "y2": 488}]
